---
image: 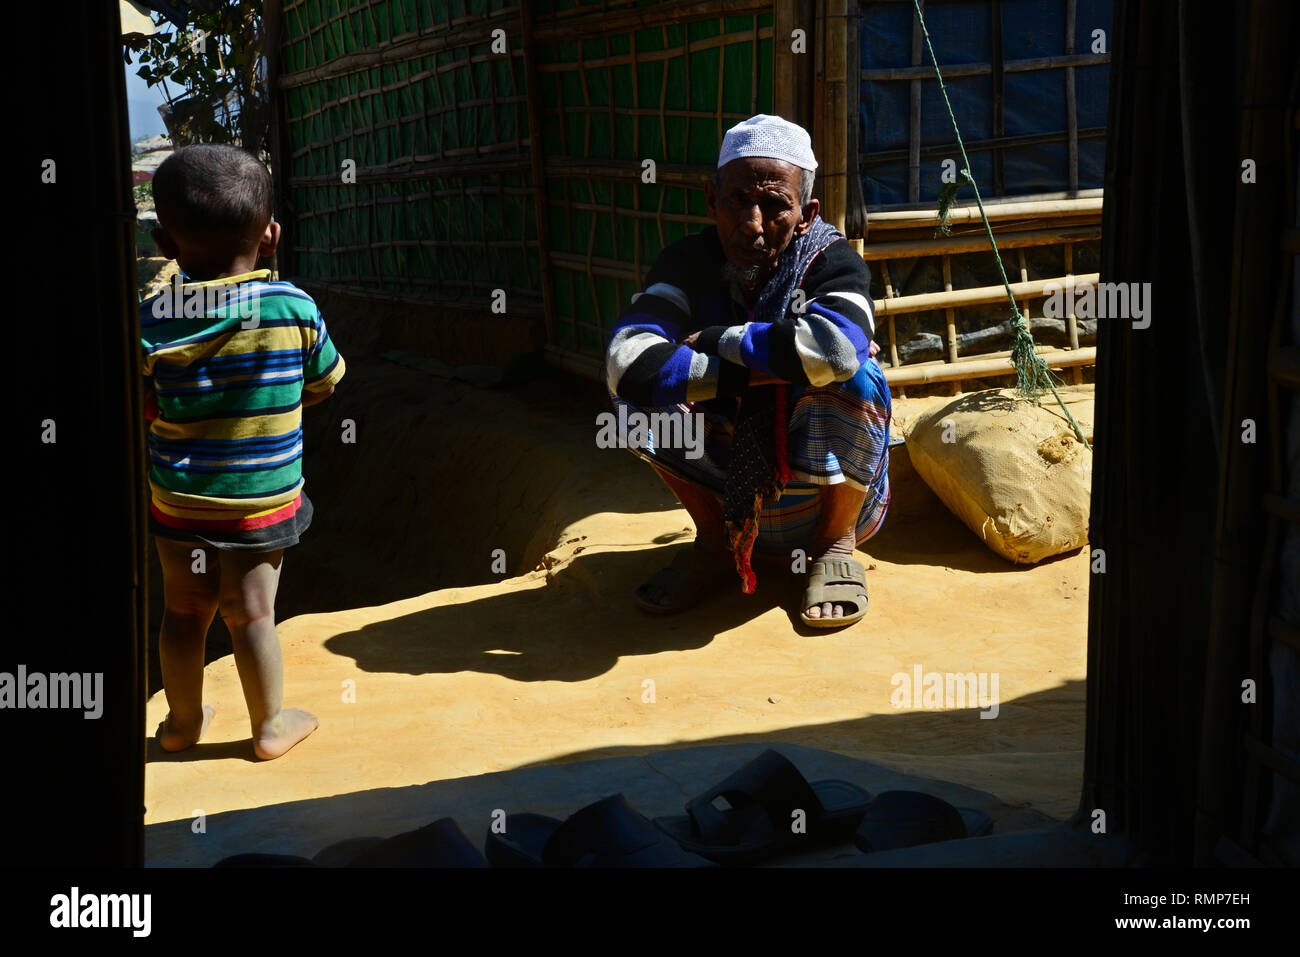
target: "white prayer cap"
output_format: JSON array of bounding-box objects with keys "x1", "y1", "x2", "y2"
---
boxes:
[{"x1": 717, "y1": 114, "x2": 818, "y2": 172}]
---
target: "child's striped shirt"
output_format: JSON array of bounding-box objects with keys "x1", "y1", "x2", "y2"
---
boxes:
[{"x1": 139, "y1": 269, "x2": 345, "y2": 530}]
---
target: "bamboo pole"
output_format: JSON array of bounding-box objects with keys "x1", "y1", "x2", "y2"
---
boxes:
[
  {"x1": 884, "y1": 347, "x2": 1096, "y2": 386},
  {"x1": 861, "y1": 127, "x2": 1106, "y2": 169},
  {"x1": 1065, "y1": 243, "x2": 1082, "y2": 384},
  {"x1": 541, "y1": 343, "x2": 1095, "y2": 387},
  {"x1": 530, "y1": 0, "x2": 770, "y2": 41},
  {"x1": 1065, "y1": 0, "x2": 1079, "y2": 196},
  {"x1": 542, "y1": 158, "x2": 711, "y2": 186},
  {"x1": 824, "y1": 0, "x2": 848, "y2": 233},
  {"x1": 288, "y1": 154, "x2": 533, "y2": 187},
  {"x1": 866, "y1": 194, "x2": 1103, "y2": 227},
  {"x1": 773, "y1": 0, "x2": 797, "y2": 119},
  {"x1": 845, "y1": 5, "x2": 866, "y2": 238},
  {"x1": 908, "y1": 1, "x2": 922, "y2": 204},
  {"x1": 991, "y1": 0, "x2": 1005, "y2": 195},
  {"x1": 867, "y1": 187, "x2": 1103, "y2": 217},
  {"x1": 860, "y1": 224, "x2": 1099, "y2": 259},
  {"x1": 812, "y1": 0, "x2": 825, "y2": 208},
  {"x1": 861, "y1": 51, "x2": 1108, "y2": 82},
  {"x1": 279, "y1": 7, "x2": 522, "y2": 89},
  {"x1": 879, "y1": 260, "x2": 904, "y2": 398},
  {"x1": 943, "y1": 254, "x2": 959, "y2": 394},
  {"x1": 521, "y1": 0, "x2": 558, "y2": 344},
  {"x1": 264, "y1": 0, "x2": 294, "y2": 277},
  {"x1": 873, "y1": 272, "x2": 1100, "y2": 316}
]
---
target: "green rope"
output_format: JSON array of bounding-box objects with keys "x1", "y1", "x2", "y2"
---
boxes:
[{"x1": 911, "y1": 0, "x2": 1090, "y2": 450}]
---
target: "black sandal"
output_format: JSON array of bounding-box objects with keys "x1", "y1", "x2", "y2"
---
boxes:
[
  {"x1": 854, "y1": 790, "x2": 994, "y2": 853},
  {"x1": 485, "y1": 794, "x2": 712, "y2": 867},
  {"x1": 652, "y1": 748, "x2": 872, "y2": 865}
]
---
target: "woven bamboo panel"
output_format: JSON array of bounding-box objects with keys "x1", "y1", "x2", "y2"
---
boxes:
[
  {"x1": 272, "y1": 1, "x2": 1107, "y2": 386},
  {"x1": 279, "y1": 0, "x2": 542, "y2": 311},
  {"x1": 532, "y1": 2, "x2": 774, "y2": 358}
]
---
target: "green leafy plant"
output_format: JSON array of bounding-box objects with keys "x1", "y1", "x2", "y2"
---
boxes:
[{"x1": 123, "y1": 1, "x2": 269, "y2": 154}]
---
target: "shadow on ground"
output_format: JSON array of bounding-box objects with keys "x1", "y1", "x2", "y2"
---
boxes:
[
  {"x1": 144, "y1": 705, "x2": 1094, "y2": 868},
  {"x1": 144, "y1": 360, "x2": 677, "y2": 692}
]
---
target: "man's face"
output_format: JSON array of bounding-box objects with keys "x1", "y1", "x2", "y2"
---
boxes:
[{"x1": 705, "y1": 157, "x2": 818, "y2": 282}]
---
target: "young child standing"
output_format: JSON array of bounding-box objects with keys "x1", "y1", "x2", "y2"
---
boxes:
[{"x1": 140, "y1": 145, "x2": 345, "y2": 760}]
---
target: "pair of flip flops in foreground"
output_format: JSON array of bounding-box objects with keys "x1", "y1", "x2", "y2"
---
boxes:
[
  {"x1": 216, "y1": 750, "x2": 992, "y2": 868},
  {"x1": 487, "y1": 749, "x2": 991, "y2": 866},
  {"x1": 637, "y1": 549, "x2": 872, "y2": 629}
]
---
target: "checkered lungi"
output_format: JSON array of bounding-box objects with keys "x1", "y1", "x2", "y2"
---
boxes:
[{"x1": 611, "y1": 357, "x2": 892, "y2": 554}]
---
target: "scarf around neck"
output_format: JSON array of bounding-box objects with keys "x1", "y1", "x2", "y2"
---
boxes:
[{"x1": 722, "y1": 214, "x2": 843, "y2": 593}]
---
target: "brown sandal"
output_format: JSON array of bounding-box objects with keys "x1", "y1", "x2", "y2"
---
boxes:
[{"x1": 799, "y1": 557, "x2": 870, "y2": 629}]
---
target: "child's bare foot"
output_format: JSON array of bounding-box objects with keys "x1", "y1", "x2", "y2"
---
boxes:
[
  {"x1": 253, "y1": 708, "x2": 318, "y2": 760},
  {"x1": 157, "y1": 705, "x2": 215, "y2": 752}
]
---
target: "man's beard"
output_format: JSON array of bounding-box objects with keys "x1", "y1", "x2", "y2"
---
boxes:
[{"x1": 722, "y1": 259, "x2": 764, "y2": 286}]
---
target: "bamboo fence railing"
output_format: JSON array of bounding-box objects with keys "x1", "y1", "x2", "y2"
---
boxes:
[{"x1": 268, "y1": 0, "x2": 1111, "y2": 393}]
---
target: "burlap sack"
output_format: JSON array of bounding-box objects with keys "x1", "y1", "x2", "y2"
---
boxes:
[{"x1": 902, "y1": 388, "x2": 1094, "y2": 564}]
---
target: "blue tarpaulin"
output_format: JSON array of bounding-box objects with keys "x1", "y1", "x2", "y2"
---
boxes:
[{"x1": 858, "y1": 0, "x2": 1113, "y2": 207}]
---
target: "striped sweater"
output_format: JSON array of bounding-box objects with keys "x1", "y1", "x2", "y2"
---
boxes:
[
  {"x1": 140, "y1": 269, "x2": 346, "y2": 524},
  {"x1": 606, "y1": 225, "x2": 876, "y2": 406}
]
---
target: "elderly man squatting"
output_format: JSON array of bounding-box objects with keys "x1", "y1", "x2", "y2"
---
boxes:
[{"x1": 604, "y1": 114, "x2": 892, "y2": 628}]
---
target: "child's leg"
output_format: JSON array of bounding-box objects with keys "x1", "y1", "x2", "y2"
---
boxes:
[
  {"x1": 216, "y1": 548, "x2": 318, "y2": 760},
  {"x1": 155, "y1": 537, "x2": 221, "y2": 750}
]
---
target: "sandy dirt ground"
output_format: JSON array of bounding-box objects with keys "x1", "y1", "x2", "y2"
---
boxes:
[{"x1": 143, "y1": 360, "x2": 1092, "y2": 848}]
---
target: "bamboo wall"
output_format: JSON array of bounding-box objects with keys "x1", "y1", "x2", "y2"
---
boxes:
[{"x1": 271, "y1": 0, "x2": 1112, "y2": 390}]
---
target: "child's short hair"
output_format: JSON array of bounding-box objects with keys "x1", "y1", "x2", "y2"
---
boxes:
[{"x1": 152, "y1": 144, "x2": 272, "y2": 243}]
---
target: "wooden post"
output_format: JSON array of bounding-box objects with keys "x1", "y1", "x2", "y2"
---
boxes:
[
  {"x1": 873, "y1": 272, "x2": 1100, "y2": 315},
  {"x1": 942, "y1": 254, "x2": 959, "y2": 394},
  {"x1": 991, "y1": 0, "x2": 1005, "y2": 196},
  {"x1": 774, "y1": 0, "x2": 797, "y2": 119},
  {"x1": 1065, "y1": 242, "x2": 1083, "y2": 384},
  {"x1": 908, "y1": 1, "x2": 922, "y2": 204},
  {"x1": 521, "y1": 1, "x2": 558, "y2": 344},
  {"x1": 885, "y1": 347, "x2": 1095, "y2": 386},
  {"x1": 1065, "y1": 0, "x2": 1079, "y2": 196},
  {"x1": 265, "y1": 0, "x2": 295, "y2": 278},
  {"x1": 880, "y1": 260, "x2": 903, "y2": 398},
  {"x1": 824, "y1": 0, "x2": 848, "y2": 233},
  {"x1": 845, "y1": 3, "x2": 865, "y2": 239}
]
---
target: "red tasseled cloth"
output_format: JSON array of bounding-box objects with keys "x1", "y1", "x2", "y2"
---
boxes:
[{"x1": 727, "y1": 383, "x2": 794, "y2": 594}]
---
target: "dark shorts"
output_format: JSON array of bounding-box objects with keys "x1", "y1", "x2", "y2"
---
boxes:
[{"x1": 149, "y1": 490, "x2": 314, "y2": 553}]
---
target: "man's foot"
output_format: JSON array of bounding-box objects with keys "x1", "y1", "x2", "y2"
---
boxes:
[
  {"x1": 802, "y1": 532, "x2": 868, "y2": 625},
  {"x1": 157, "y1": 704, "x2": 215, "y2": 752},
  {"x1": 253, "y1": 708, "x2": 319, "y2": 760},
  {"x1": 635, "y1": 543, "x2": 734, "y2": 615}
]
